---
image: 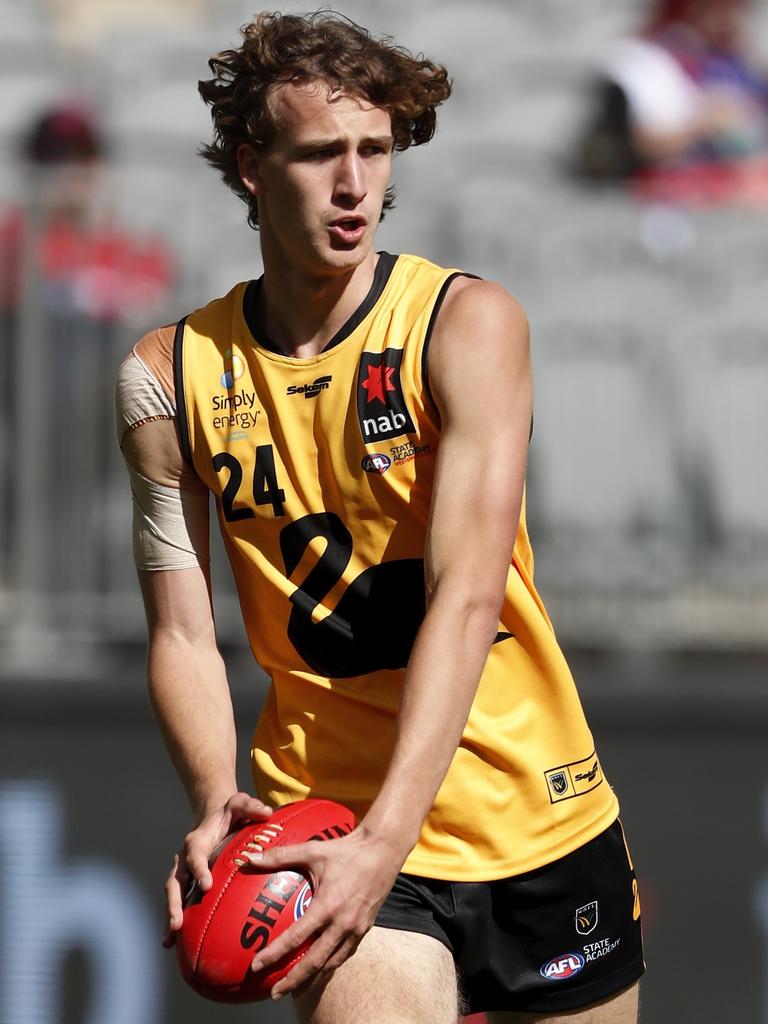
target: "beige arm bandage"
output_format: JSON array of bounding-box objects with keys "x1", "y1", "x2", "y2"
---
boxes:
[
  {"x1": 127, "y1": 464, "x2": 210, "y2": 570},
  {"x1": 115, "y1": 352, "x2": 211, "y2": 571}
]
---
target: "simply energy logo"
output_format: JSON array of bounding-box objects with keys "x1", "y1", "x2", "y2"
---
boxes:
[
  {"x1": 221, "y1": 349, "x2": 245, "y2": 389},
  {"x1": 212, "y1": 348, "x2": 260, "y2": 430}
]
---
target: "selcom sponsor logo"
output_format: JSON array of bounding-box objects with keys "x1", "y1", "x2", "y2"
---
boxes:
[
  {"x1": 356, "y1": 349, "x2": 415, "y2": 442},
  {"x1": 540, "y1": 952, "x2": 585, "y2": 981},
  {"x1": 287, "y1": 375, "x2": 332, "y2": 399},
  {"x1": 575, "y1": 761, "x2": 599, "y2": 783},
  {"x1": 294, "y1": 881, "x2": 313, "y2": 920},
  {"x1": 361, "y1": 453, "x2": 392, "y2": 474}
]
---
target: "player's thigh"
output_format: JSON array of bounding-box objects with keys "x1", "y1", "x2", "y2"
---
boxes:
[
  {"x1": 292, "y1": 925, "x2": 460, "y2": 1024},
  {"x1": 486, "y1": 980, "x2": 639, "y2": 1024}
]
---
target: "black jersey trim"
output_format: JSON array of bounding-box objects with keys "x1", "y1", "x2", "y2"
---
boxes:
[
  {"x1": 172, "y1": 316, "x2": 193, "y2": 467},
  {"x1": 243, "y1": 251, "x2": 399, "y2": 355},
  {"x1": 421, "y1": 272, "x2": 479, "y2": 422}
]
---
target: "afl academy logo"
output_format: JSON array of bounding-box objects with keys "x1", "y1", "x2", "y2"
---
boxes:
[
  {"x1": 548, "y1": 771, "x2": 569, "y2": 797},
  {"x1": 356, "y1": 349, "x2": 415, "y2": 442},
  {"x1": 361, "y1": 453, "x2": 391, "y2": 474},
  {"x1": 540, "y1": 952, "x2": 585, "y2": 981},
  {"x1": 575, "y1": 901, "x2": 599, "y2": 936},
  {"x1": 294, "y1": 882, "x2": 313, "y2": 921}
]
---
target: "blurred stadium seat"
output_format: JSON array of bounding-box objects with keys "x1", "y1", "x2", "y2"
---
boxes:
[{"x1": 530, "y1": 319, "x2": 683, "y2": 591}]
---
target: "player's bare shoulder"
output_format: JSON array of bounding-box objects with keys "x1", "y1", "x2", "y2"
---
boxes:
[
  {"x1": 427, "y1": 277, "x2": 530, "y2": 412},
  {"x1": 115, "y1": 322, "x2": 194, "y2": 488}
]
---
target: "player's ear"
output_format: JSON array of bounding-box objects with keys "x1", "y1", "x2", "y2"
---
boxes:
[{"x1": 237, "y1": 143, "x2": 262, "y2": 197}]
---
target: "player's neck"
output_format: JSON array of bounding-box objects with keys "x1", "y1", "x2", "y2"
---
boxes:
[{"x1": 257, "y1": 248, "x2": 378, "y2": 359}]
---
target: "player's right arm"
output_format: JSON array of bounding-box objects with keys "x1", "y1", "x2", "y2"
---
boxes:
[{"x1": 118, "y1": 387, "x2": 272, "y2": 942}]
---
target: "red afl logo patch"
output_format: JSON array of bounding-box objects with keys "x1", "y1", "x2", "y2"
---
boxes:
[
  {"x1": 294, "y1": 881, "x2": 313, "y2": 921},
  {"x1": 540, "y1": 952, "x2": 585, "y2": 981},
  {"x1": 361, "y1": 453, "x2": 391, "y2": 474}
]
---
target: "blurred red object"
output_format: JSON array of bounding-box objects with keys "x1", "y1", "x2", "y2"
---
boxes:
[
  {"x1": 0, "y1": 206, "x2": 174, "y2": 320},
  {"x1": 632, "y1": 153, "x2": 768, "y2": 205}
]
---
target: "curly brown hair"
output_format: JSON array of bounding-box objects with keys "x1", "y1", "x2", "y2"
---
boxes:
[{"x1": 198, "y1": 10, "x2": 452, "y2": 228}]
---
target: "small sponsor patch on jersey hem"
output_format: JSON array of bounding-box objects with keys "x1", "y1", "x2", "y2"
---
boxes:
[{"x1": 544, "y1": 752, "x2": 604, "y2": 804}]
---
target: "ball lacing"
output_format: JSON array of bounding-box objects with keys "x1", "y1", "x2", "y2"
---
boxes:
[{"x1": 233, "y1": 823, "x2": 284, "y2": 866}]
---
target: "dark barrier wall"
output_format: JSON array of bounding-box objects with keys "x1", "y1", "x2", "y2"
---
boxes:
[{"x1": 1, "y1": 651, "x2": 767, "y2": 1024}]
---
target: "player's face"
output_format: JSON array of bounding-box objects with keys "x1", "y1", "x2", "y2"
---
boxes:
[{"x1": 239, "y1": 81, "x2": 394, "y2": 274}]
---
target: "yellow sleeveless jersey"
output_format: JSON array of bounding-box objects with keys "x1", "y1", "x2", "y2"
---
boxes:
[{"x1": 176, "y1": 252, "x2": 619, "y2": 880}]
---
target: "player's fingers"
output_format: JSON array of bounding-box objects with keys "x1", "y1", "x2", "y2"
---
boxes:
[
  {"x1": 269, "y1": 926, "x2": 349, "y2": 999},
  {"x1": 250, "y1": 906, "x2": 323, "y2": 972},
  {"x1": 288, "y1": 933, "x2": 359, "y2": 997},
  {"x1": 163, "y1": 854, "x2": 186, "y2": 944},
  {"x1": 184, "y1": 833, "x2": 214, "y2": 891},
  {"x1": 241, "y1": 840, "x2": 325, "y2": 874},
  {"x1": 226, "y1": 791, "x2": 273, "y2": 821},
  {"x1": 321, "y1": 932, "x2": 362, "y2": 974}
]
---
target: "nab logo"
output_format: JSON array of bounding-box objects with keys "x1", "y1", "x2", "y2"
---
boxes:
[
  {"x1": 294, "y1": 882, "x2": 313, "y2": 921},
  {"x1": 287, "y1": 375, "x2": 332, "y2": 399},
  {"x1": 540, "y1": 952, "x2": 585, "y2": 981},
  {"x1": 356, "y1": 349, "x2": 415, "y2": 442},
  {"x1": 361, "y1": 453, "x2": 391, "y2": 474}
]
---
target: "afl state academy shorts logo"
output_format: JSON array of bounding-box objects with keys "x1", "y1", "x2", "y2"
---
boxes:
[
  {"x1": 575, "y1": 901, "x2": 599, "y2": 936},
  {"x1": 540, "y1": 952, "x2": 585, "y2": 981},
  {"x1": 356, "y1": 349, "x2": 415, "y2": 443},
  {"x1": 294, "y1": 881, "x2": 313, "y2": 921}
]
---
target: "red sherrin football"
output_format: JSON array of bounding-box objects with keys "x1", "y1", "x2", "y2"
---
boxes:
[{"x1": 176, "y1": 798, "x2": 356, "y2": 1002}]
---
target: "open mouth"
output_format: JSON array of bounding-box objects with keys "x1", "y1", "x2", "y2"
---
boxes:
[{"x1": 328, "y1": 216, "x2": 367, "y2": 245}]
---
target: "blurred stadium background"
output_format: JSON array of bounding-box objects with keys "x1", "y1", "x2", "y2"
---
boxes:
[{"x1": 2, "y1": 0, "x2": 768, "y2": 1021}]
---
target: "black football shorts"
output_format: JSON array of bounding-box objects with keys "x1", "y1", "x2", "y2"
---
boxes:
[{"x1": 374, "y1": 818, "x2": 645, "y2": 1014}]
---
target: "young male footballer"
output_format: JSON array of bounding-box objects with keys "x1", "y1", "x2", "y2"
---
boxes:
[{"x1": 116, "y1": 12, "x2": 644, "y2": 1022}]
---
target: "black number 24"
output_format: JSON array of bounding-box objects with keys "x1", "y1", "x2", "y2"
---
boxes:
[{"x1": 212, "y1": 446, "x2": 286, "y2": 519}]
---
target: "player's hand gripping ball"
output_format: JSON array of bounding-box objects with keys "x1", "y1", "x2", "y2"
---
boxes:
[{"x1": 176, "y1": 798, "x2": 356, "y2": 1002}]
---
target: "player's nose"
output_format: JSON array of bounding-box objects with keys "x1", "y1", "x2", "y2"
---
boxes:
[{"x1": 334, "y1": 152, "x2": 366, "y2": 204}]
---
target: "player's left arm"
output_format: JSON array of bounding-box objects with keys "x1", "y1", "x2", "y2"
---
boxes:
[{"x1": 247, "y1": 278, "x2": 531, "y2": 997}]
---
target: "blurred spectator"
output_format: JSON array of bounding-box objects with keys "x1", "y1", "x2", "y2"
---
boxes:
[
  {"x1": 0, "y1": 103, "x2": 174, "y2": 321},
  {"x1": 573, "y1": 0, "x2": 768, "y2": 200},
  {"x1": 0, "y1": 102, "x2": 175, "y2": 591}
]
